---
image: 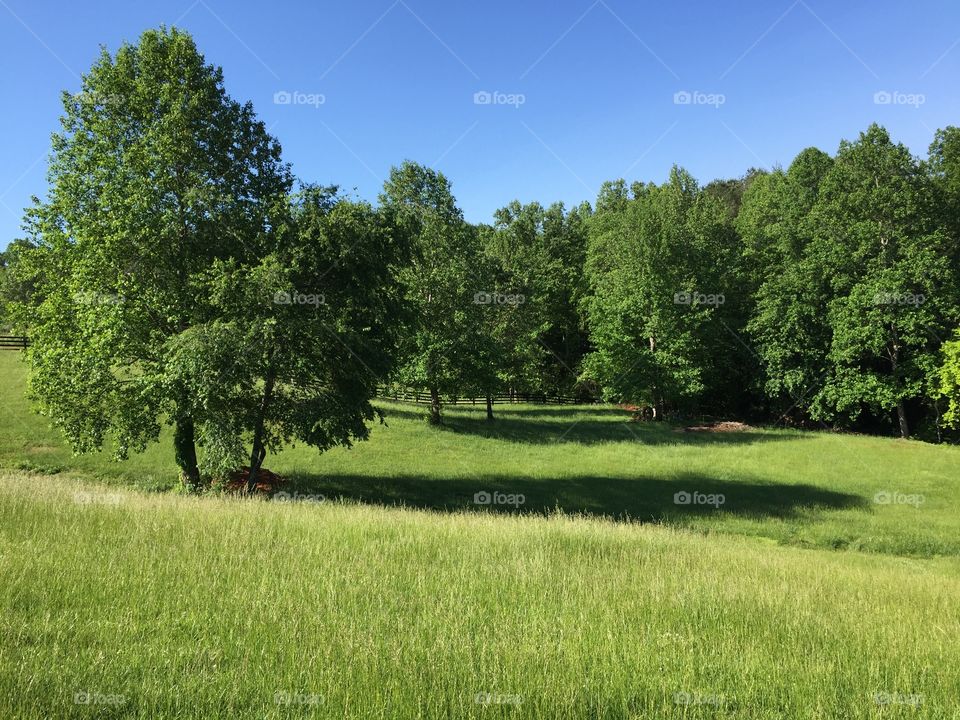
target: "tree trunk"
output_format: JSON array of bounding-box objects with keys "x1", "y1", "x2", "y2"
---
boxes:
[
  {"x1": 889, "y1": 327, "x2": 909, "y2": 439},
  {"x1": 896, "y1": 400, "x2": 910, "y2": 439},
  {"x1": 648, "y1": 336, "x2": 663, "y2": 421},
  {"x1": 174, "y1": 416, "x2": 201, "y2": 490},
  {"x1": 429, "y1": 386, "x2": 441, "y2": 425},
  {"x1": 246, "y1": 371, "x2": 276, "y2": 493},
  {"x1": 486, "y1": 393, "x2": 494, "y2": 421}
]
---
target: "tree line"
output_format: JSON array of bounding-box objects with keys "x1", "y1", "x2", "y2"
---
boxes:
[{"x1": 2, "y1": 28, "x2": 960, "y2": 490}]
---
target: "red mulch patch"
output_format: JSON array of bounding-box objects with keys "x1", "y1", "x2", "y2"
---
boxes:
[{"x1": 220, "y1": 467, "x2": 286, "y2": 494}]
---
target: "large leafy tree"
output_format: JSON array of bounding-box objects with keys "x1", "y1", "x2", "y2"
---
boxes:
[
  {"x1": 485, "y1": 201, "x2": 585, "y2": 400},
  {"x1": 11, "y1": 27, "x2": 292, "y2": 486},
  {"x1": 928, "y1": 127, "x2": 960, "y2": 247},
  {"x1": 380, "y1": 161, "x2": 488, "y2": 424},
  {"x1": 583, "y1": 168, "x2": 733, "y2": 417},
  {"x1": 534, "y1": 202, "x2": 592, "y2": 397},
  {"x1": 738, "y1": 149, "x2": 834, "y2": 421},
  {"x1": 807, "y1": 125, "x2": 958, "y2": 437},
  {"x1": 167, "y1": 187, "x2": 411, "y2": 490}
]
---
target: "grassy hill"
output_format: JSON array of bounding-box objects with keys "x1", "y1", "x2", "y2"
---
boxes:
[{"x1": 1, "y1": 351, "x2": 959, "y2": 718}]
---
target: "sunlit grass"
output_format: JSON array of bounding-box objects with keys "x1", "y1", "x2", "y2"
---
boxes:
[
  {"x1": 1, "y1": 473, "x2": 958, "y2": 719},
  {"x1": 2, "y1": 351, "x2": 960, "y2": 717},
  {"x1": 2, "y1": 352, "x2": 958, "y2": 558}
]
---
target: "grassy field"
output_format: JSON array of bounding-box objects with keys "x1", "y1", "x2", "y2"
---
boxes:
[
  {"x1": 1, "y1": 351, "x2": 960, "y2": 718},
  {"x1": 2, "y1": 352, "x2": 958, "y2": 558}
]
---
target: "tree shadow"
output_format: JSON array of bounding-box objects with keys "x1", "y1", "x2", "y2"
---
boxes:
[
  {"x1": 442, "y1": 415, "x2": 794, "y2": 446},
  {"x1": 479, "y1": 406, "x2": 627, "y2": 418},
  {"x1": 376, "y1": 402, "x2": 626, "y2": 421},
  {"x1": 374, "y1": 403, "x2": 803, "y2": 446},
  {"x1": 277, "y1": 471, "x2": 866, "y2": 522}
]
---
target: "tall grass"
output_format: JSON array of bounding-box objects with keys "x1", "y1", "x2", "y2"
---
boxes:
[{"x1": 1, "y1": 473, "x2": 958, "y2": 719}]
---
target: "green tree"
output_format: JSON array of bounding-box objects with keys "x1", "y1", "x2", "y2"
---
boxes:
[
  {"x1": 380, "y1": 161, "x2": 487, "y2": 424},
  {"x1": 807, "y1": 125, "x2": 958, "y2": 437},
  {"x1": 738, "y1": 149, "x2": 834, "y2": 421},
  {"x1": 166, "y1": 187, "x2": 411, "y2": 490},
  {"x1": 583, "y1": 169, "x2": 732, "y2": 417},
  {"x1": 537, "y1": 202, "x2": 593, "y2": 397},
  {"x1": 937, "y1": 333, "x2": 960, "y2": 429},
  {"x1": 485, "y1": 203, "x2": 550, "y2": 399},
  {"x1": 11, "y1": 27, "x2": 292, "y2": 487},
  {"x1": 927, "y1": 127, "x2": 960, "y2": 280}
]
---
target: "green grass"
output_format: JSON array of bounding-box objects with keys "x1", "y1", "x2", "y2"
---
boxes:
[
  {"x1": 1, "y1": 474, "x2": 958, "y2": 719},
  {"x1": 2, "y1": 352, "x2": 957, "y2": 559},
  {"x1": 1, "y1": 351, "x2": 960, "y2": 718}
]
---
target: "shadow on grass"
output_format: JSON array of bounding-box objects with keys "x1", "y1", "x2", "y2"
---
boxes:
[
  {"x1": 377, "y1": 405, "x2": 800, "y2": 446},
  {"x1": 450, "y1": 419, "x2": 792, "y2": 446},
  {"x1": 377, "y1": 403, "x2": 631, "y2": 420},
  {"x1": 279, "y1": 471, "x2": 866, "y2": 522}
]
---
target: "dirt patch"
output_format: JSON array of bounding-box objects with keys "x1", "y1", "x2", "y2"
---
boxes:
[{"x1": 678, "y1": 421, "x2": 753, "y2": 433}]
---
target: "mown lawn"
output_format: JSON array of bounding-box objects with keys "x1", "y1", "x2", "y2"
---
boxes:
[{"x1": 1, "y1": 350, "x2": 959, "y2": 718}]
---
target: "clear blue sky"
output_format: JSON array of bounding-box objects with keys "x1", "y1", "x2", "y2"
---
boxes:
[{"x1": 2, "y1": 0, "x2": 959, "y2": 248}]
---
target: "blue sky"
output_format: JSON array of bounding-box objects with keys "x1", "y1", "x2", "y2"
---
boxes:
[{"x1": 1, "y1": 0, "x2": 959, "y2": 248}]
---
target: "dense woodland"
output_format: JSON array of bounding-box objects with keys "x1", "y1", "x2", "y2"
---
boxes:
[{"x1": 2, "y1": 28, "x2": 960, "y2": 488}]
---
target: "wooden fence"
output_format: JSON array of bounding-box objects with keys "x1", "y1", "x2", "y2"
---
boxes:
[
  {"x1": 375, "y1": 386, "x2": 597, "y2": 405},
  {"x1": 0, "y1": 335, "x2": 28, "y2": 349}
]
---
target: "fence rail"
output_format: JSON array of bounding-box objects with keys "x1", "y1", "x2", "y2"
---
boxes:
[
  {"x1": 0, "y1": 335, "x2": 29, "y2": 349},
  {"x1": 375, "y1": 386, "x2": 597, "y2": 405}
]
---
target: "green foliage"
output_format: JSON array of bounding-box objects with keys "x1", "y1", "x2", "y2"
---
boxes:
[
  {"x1": 482, "y1": 200, "x2": 590, "y2": 398},
  {"x1": 583, "y1": 168, "x2": 741, "y2": 415},
  {"x1": 805, "y1": 127, "x2": 955, "y2": 435},
  {"x1": 739, "y1": 149, "x2": 834, "y2": 411},
  {"x1": 739, "y1": 128, "x2": 960, "y2": 437},
  {"x1": 939, "y1": 334, "x2": 960, "y2": 428},
  {"x1": 14, "y1": 27, "x2": 295, "y2": 479},
  {"x1": 380, "y1": 161, "x2": 490, "y2": 421},
  {"x1": 7, "y1": 23, "x2": 960, "y2": 445},
  {"x1": 166, "y1": 187, "x2": 411, "y2": 477}
]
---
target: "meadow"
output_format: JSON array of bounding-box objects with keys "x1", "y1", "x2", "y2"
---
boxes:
[{"x1": 1, "y1": 351, "x2": 959, "y2": 718}]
